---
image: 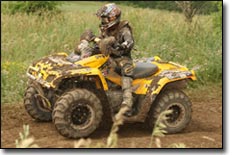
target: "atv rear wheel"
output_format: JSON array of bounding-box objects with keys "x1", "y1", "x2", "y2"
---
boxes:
[
  {"x1": 24, "y1": 84, "x2": 52, "y2": 121},
  {"x1": 149, "y1": 89, "x2": 192, "y2": 133},
  {"x1": 52, "y1": 88, "x2": 103, "y2": 138}
]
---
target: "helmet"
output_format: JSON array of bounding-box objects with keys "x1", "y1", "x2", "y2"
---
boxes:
[{"x1": 96, "y1": 3, "x2": 121, "y2": 30}]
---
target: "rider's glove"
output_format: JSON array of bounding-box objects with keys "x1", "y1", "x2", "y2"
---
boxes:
[
  {"x1": 99, "y1": 36, "x2": 116, "y2": 56},
  {"x1": 74, "y1": 40, "x2": 93, "y2": 57},
  {"x1": 121, "y1": 41, "x2": 129, "y2": 49},
  {"x1": 80, "y1": 29, "x2": 96, "y2": 42}
]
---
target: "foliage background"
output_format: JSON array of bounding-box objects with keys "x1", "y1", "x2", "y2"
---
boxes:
[{"x1": 1, "y1": 1, "x2": 222, "y2": 104}]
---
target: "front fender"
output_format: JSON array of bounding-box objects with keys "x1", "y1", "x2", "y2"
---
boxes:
[
  {"x1": 27, "y1": 67, "x2": 108, "y2": 90},
  {"x1": 51, "y1": 68, "x2": 108, "y2": 90}
]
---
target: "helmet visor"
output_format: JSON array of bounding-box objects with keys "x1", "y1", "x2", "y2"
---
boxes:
[{"x1": 101, "y1": 17, "x2": 110, "y2": 25}]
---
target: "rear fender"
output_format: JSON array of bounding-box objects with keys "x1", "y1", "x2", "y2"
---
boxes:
[
  {"x1": 151, "y1": 70, "x2": 196, "y2": 96},
  {"x1": 141, "y1": 70, "x2": 196, "y2": 118},
  {"x1": 123, "y1": 70, "x2": 196, "y2": 123}
]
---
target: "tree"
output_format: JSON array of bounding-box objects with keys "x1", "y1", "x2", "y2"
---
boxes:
[{"x1": 175, "y1": 1, "x2": 207, "y2": 23}]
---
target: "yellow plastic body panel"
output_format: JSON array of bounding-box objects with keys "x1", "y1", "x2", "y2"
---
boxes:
[
  {"x1": 27, "y1": 53, "x2": 196, "y2": 95},
  {"x1": 27, "y1": 53, "x2": 109, "y2": 90},
  {"x1": 61, "y1": 67, "x2": 108, "y2": 90},
  {"x1": 104, "y1": 56, "x2": 196, "y2": 95},
  {"x1": 75, "y1": 54, "x2": 109, "y2": 68}
]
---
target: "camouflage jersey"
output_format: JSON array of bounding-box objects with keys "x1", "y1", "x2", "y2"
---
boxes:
[{"x1": 100, "y1": 20, "x2": 134, "y2": 59}]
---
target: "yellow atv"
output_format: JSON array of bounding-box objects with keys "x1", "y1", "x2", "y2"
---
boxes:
[{"x1": 24, "y1": 41, "x2": 196, "y2": 138}]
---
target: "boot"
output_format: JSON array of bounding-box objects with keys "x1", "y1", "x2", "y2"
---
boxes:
[{"x1": 121, "y1": 76, "x2": 133, "y2": 116}]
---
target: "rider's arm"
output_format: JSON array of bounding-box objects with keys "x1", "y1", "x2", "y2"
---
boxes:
[
  {"x1": 111, "y1": 27, "x2": 134, "y2": 56},
  {"x1": 121, "y1": 27, "x2": 134, "y2": 51}
]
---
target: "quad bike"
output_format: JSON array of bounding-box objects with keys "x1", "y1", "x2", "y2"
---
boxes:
[{"x1": 24, "y1": 38, "x2": 196, "y2": 139}]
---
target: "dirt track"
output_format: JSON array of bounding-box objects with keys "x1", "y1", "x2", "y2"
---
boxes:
[{"x1": 1, "y1": 90, "x2": 222, "y2": 148}]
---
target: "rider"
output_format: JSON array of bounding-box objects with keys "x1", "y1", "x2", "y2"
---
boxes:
[
  {"x1": 75, "y1": 3, "x2": 135, "y2": 115},
  {"x1": 96, "y1": 3, "x2": 135, "y2": 115}
]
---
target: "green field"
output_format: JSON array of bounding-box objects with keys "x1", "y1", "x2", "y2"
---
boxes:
[{"x1": 1, "y1": 1, "x2": 222, "y2": 104}]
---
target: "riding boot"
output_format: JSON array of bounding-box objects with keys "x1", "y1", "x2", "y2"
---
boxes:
[{"x1": 121, "y1": 76, "x2": 133, "y2": 115}]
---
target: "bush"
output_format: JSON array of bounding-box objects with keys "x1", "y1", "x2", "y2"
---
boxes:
[
  {"x1": 1, "y1": 61, "x2": 27, "y2": 104},
  {"x1": 114, "y1": 1, "x2": 219, "y2": 15},
  {"x1": 212, "y1": 2, "x2": 222, "y2": 34},
  {"x1": 4, "y1": 1, "x2": 61, "y2": 15}
]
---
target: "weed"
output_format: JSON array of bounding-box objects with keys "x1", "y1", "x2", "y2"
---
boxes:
[{"x1": 15, "y1": 125, "x2": 38, "y2": 148}]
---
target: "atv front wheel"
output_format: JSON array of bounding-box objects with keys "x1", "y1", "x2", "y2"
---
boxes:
[
  {"x1": 52, "y1": 88, "x2": 103, "y2": 138},
  {"x1": 24, "y1": 84, "x2": 52, "y2": 121},
  {"x1": 149, "y1": 89, "x2": 192, "y2": 133}
]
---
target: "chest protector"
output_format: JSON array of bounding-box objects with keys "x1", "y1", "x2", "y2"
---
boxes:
[{"x1": 101, "y1": 20, "x2": 133, "y2": 44}]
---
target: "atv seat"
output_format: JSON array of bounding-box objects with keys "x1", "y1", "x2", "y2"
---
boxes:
[{"x1": 133, "y1": 62, "x2": 158, "y2": 79}]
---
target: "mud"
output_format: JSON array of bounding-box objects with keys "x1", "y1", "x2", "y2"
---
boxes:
[{"x1": 1, "y1": 92, "x2": 222, "y2": 148}]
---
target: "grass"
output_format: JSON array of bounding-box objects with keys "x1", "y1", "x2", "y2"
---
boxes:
[
  {"x1": 15, "y1": 125, "x2": 38, "y2": 148},
  {"x1": 1, "y1": 1, "x2": 222, "y2": 104}
]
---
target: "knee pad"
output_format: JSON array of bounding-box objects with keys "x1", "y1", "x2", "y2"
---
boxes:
[{"x1": 122, "y1": 64, "x2": 134, "y2": 77}]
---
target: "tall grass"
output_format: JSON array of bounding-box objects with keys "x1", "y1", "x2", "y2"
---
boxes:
[
  {"x1": 15, "y1": 125, "x2": 38, "y2": 148},
  {"x1": 1, "y1": 2, "x2": 222, "y2": 103}
]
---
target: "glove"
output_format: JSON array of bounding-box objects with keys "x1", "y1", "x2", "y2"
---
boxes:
[
  {"x1": 99, "y1": 36, "x2": 116, "y2": 56},
  {"x1": 78, "y1": 40, "x2": 89, "y2": 51},
  {"x1": 74, "y1": 40, "x2": 93, "y2": 57},
  {"x1": 80, "y1": 29, "x2": 95, "y2": 42},
  {"x1": 74, "y1": 40, "x2": 88, "y2": 54},
  {"x1": 121, "y1": 41, "x2": 128, "y2": 49}
]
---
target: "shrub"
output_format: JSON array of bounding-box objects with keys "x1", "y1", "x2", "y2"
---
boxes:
[
  {"x1": 5, "y1": 1, "x2": 61, "y2": 15},
  {"x1": 1, "y1": 61, "x2": 27, "y2": 104},
  {"x1": 212, "y1": 2, "x2": 222, "y2": 34},
  {"x1": 114, "y1": 1, "x2": 219, "y2": 14}
]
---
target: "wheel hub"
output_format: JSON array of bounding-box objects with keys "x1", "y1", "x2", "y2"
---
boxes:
[
  {"x1": 71, "y1": 104, "x2": 91, "y2": 125},
  {"x1": 166, "y1": 103, "x2": 185, "y2": 127}
]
